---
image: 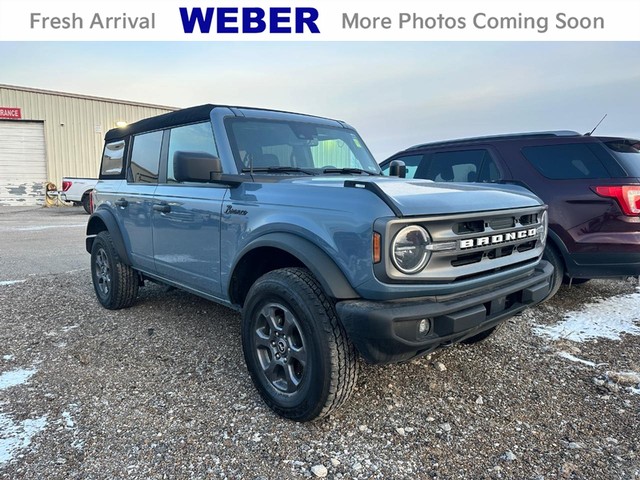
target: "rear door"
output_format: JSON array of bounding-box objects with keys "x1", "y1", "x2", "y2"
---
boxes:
[
  {"x1": 152, "y1": 121, "x2": 227, "y2": 296},
  {"x1": 116, "y1": 130, "x2": 163, "y2": 272}
]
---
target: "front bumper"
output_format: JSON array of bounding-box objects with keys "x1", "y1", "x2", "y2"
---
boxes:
[{"x1": 336, "y1": 260, "x2": 553, "y2": 364}]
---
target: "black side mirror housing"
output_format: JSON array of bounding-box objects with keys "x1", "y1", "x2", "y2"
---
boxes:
[
  {"x1": 174, "y1": 151, "x2": 223, "y2": 183},
  {"x1": 389, "y1": 160, "x2": 407, "y2": 178}
]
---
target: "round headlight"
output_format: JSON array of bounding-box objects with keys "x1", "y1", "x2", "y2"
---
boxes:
[{"x1": 391, "y1": 225, "x2": 431, "y2": 274}]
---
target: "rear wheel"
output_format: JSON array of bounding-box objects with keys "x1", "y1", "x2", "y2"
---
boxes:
[
  {"x1": 91, "y1": 231, "x2": 138, "y2": 309},
  {"x1": 542, "y1": 244, "x2": 564, "y2": 301},
  {"x1": 242, "y1": 268, "x2": 358, "y2": 421},
  {"x1": 82, "y1": 192, "x2": 92, "y2": 214}
]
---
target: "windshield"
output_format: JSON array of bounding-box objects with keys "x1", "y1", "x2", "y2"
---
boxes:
[
  {"x1": 604, "y1": 139, "x2": 640, "y2": 177},
  {"x1": 225, "y1": 118, "x2": 380, "y2": 174}
]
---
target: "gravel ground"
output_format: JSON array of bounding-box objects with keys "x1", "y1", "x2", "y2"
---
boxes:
[{"x1": 0, "y1": 209, "x2": 639, "y2": 479}]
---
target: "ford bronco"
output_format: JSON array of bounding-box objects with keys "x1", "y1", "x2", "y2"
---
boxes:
[{"x1": 87, "y1": 105, "x2": 552, "y2": 421}]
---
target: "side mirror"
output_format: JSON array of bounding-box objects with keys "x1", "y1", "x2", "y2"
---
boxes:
[
  {"x1": 173, "y1": 151, "x2": 222, "y2": 183},
  {"x1": 389, "y1": 160, "x2": 407, "y2": 178}
]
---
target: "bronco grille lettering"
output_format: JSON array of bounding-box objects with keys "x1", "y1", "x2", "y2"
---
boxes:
[{"x1": 459, "y1": 228, "x2": 537, "y2": 249}]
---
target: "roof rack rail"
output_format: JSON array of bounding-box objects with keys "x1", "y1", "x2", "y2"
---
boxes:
[{"x1": 406, "y1": 130, "x2": 582, "y2": 151}]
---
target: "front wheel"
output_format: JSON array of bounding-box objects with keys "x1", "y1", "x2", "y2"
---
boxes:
[
  {"x1": 542, "y1": 244, "x2": 564, "y2": 301},
  {"x1": 242, "y1": 268, "x2": 358, "y2": 421}
]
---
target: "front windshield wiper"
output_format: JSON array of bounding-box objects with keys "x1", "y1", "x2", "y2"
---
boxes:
[
  {"x1": 242, "y1": 166, "x2": 316, "y2": 175},
  {"x1": 322, "y1": 167, "x2": 379, "y2": 176}
]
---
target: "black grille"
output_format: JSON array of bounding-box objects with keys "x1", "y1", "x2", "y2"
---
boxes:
[
  {"x1": 519, "y1": 214, "x2": 538, "y2": 226},
  {"x1": 489, "y1": 217, "x2": 515, "y2": 230},
  {"x1": 451, "y1": 252, "x2": 483, "y2": 267},
  {"x1": 516, "y1": 241, "x2": 536, "y2": 253},
  {"x1": 454, "y1": 220, "x2": 484, "y2": 234},
  {"x1": 487, "y1": 246, "x2": 515, "y2": 259}
]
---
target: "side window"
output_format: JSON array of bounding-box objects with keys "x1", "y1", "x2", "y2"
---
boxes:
[
  {"x1": 419, "y1": 150, "x2": 490, "y2": 182},
  {"x1": 477, "y1": 154, "x2": 502, "y2": 183},
  {"x1": 167, "y1": 122, "x2": 219, "y2": 183},
  {"x1": 129, "y1": 131, "x2": 163, "y2": 183},
  {"x1": 100, "y1": 140, "x2": 125, "y2": 177},
  {"x1": 381, "y1": 154, "x2": 424, "y2": 179},
  {"x1": 522, "y1": 143, "x2": 610, "y2": 179}
]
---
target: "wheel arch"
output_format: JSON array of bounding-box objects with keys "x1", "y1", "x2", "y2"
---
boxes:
[
  {"x1": 545, "y1": 229, "x2": 570, "y2": 271},
  {"x1": 229, "y1": 233, "x2": 358, "y2": 307},
  {"x1": 86, "y1": 209, "x2": 132, "y2": 265}
]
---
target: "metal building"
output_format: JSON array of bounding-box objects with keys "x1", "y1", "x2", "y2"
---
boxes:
[{"x1": 0, "y1": 84, "x2": 175, "y2": 206}]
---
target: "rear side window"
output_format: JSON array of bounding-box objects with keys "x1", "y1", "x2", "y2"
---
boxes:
[
  {"x1": 381, "y1": 154, "x2": 424, "y2": 179},
  {"x1": 100, "y1": 140, "x2": 125, "y2": 178},
  {"x1": 416, "y1": 149, "x2": 501, "y2": 183},
  {"x1": 129, "y1": 131, "x2": 163, "y2": 183},
  {"x1": 604, "y1": 140, "x2": 640, "y2": 177},
  {"x1": 522, "y1": 143, "x2": 610, "y2": 179}
]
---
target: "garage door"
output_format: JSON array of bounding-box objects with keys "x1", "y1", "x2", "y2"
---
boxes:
[{"x1": 0, "y1": 121, "x2": 47, "y2": 206}]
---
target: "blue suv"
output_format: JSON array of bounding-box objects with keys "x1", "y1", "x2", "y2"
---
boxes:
[{"x1": 87, "y1": 105, "x2": 552, "y2": 420}]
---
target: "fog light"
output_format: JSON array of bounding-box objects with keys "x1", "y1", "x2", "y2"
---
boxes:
[{"x1": 417, "y1": 318, "x2": 430, "y2": 338}]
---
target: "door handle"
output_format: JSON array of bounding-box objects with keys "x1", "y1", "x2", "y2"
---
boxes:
[
  {"x1": 153, "y1": 203, "x2": 171, "y2": 213},
  {"x1": 114, "y1": 198, "x2": 128, "y2": 207}
]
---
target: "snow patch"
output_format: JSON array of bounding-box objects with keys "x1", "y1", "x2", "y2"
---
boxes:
[
  {"x1": 0, "y1": 369, "x2": 36, "y2": 390},
  {"x1": 61, "y1": 325, "x2": 79, "y2": 333},
  {"x1": 0, "y1": 413, "x2": 48, "y2": 464},
  {"x1": 556, "y1": 351, "x2": 605, "y2": 368},
  {"x1": 4, "y1": 223, "x2": 86, "y2": 232},
  {"x1": 0, "y1": 280, "x2": 25, "y2": 287},
  {"x1": 60, "y1": 405, "x2": 83, "y2": 449},
  {"x1": 1, "y1": 355, "x2": 14, "y2": 361},
  {"x1": 534, "y1": 288, "x2": 640, "y2": 342}
]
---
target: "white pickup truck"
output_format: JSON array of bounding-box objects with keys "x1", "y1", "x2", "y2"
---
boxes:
[{"x1": 61, "y1": 177, "x2": 97, "y2": 213}]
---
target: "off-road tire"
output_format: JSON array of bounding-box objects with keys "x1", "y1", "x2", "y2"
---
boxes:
[
  {"x1": 242, "y1": 268, "x2": 358, "y2": 422},
  {"x1": 91, "y1": 231, "x2": 139, "y2": 309},
  {"x1": 542, "y1": 244, "x2": 564, "y2": 301}
]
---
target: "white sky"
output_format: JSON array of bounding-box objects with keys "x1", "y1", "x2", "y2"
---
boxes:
[{"x1": 1, "y1": 42, "x2": 638, "y2": 160}]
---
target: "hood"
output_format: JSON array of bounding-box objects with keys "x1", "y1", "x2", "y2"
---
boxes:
[{"x1": 292, "y1": 176, "x2": 543, "y2": 217}]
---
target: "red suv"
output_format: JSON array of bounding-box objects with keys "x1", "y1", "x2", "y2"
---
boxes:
[{"x1": 381, "y1": 131, "x2": 640, "y2": 299}]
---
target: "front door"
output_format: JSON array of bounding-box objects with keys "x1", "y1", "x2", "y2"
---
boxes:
[{"x1": 152, "y1": 121, "x2": 226, "y2": 296}]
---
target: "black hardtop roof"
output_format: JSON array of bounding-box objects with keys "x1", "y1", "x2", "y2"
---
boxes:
[
  {"x1": 104, "y1": 104, "x2": 345, "y2": 142},
  {"x1": 105, "y1": 104, "x2": 214, "y2": 141},
  {"x1": 404, "y1": 130, "x2": 583, "y2": 151}
]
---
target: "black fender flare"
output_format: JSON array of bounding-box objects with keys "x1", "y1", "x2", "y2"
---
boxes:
[
  {"x1": 232, "y1": 232, "x2": 359, "y2": 300},
  {"x1": 545, "y1": 229, "x2": 574, "y2": 274},
  {"x1": 86, "y1": 208, "x2": 132, "y2": 265},
  {"x1": 546, "y1": 229, "x2": 570, "y2": 258}
]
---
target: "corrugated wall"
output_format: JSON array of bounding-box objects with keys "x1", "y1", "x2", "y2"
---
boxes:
[{"x1": 0, "y1": 84, "x2": 175, "y2": 188}]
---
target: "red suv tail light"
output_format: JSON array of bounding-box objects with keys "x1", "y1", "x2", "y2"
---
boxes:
[
  {"x1": 62, "y1": 180, "x2": 72, "y2": 192},
  {"x1": 593, "y1": 185, "x2": 640, "y2": 216}
]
